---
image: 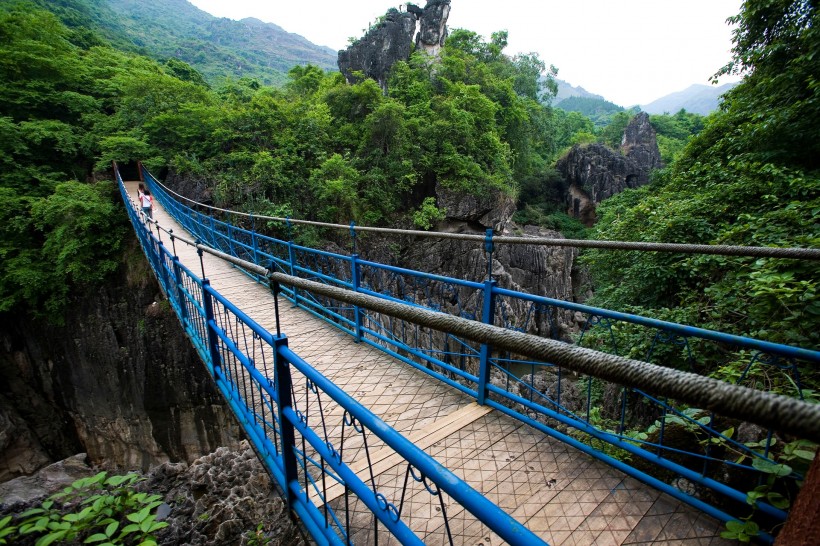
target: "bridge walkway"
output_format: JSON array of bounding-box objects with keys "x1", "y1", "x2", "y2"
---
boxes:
[{"x1": 126, "y1": 182, "x2": 734, "y2": 545}]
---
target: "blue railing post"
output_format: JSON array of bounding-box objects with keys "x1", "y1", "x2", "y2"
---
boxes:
[
  {"x1": 172, "y1": 256, "x2": 188, "y2": 323},
  {"x1": 158, "y1": 245, "x2": 173, "y2": 297},
  {"x1": 286, "y1": 217, "x2": 298, "y2": 308},
  {"x1": 250, "y1": 214, "x2": 260, "y2": 267},
  {"x1": 351, "y1": 254, "x2": 363, "y2": 342},
  {"x1": 477, "y1": 278, "x2": 497, "y2": 405},
  {"x1": 484, "y1": 228, "x2": 494, "y2": 280},
  {"x1": 272, "y1": 334, "x2": 299, "y2": 508},
  {"x1": 201, "y1": 280, "x2": 222, "y2": 376},
  {"x1": 227, "y1": 221, "x2": 235, "y2": 257},
  {"x1": 350, "y1": 220, "x2": 357, "y2": 254}
]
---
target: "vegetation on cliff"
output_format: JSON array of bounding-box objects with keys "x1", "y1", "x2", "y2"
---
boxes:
[
  {"x1": 1, "y1": 0, "x2": 817, "y2": 361},
  {"x1": 583, "y1": 0, "x2": 820, "y2": 355}
]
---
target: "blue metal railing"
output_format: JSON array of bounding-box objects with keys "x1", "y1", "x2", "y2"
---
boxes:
[
  {"x1": 139, "y1": 166, "x2": 820, "y2": 540},
  {"x1": 117, "y1": 169, "x2": 546, "y2": 545}
]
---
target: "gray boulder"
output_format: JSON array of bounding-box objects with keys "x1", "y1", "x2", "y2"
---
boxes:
[{"x1": 556, "y1": 112, "x2": 662, "y2": 225}]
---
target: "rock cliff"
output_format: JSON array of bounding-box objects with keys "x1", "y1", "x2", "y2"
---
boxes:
[
  {"x1": 556, "y1": 112, "x2": 661, "y2": 225},
  {"x1": 0, "y1": 242, "x2": 241, "y2": 483},
  {"x1": 338, "y1": 1, "x2": 451, "y2": 91},
  {"x1": 0, "y1": 444, "x2": 302, "y2": 546}
]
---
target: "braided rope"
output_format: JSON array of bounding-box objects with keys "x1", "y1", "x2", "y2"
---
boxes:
[
  {"x1": 266, "y1": 271, "x2": 820, "y2": 444},
  {"x1": 148, "y1": 217, "x2": 820, "y2": 443},
  {"x1": 146, "y1": 174, "x2": 820, "y2": 260}
]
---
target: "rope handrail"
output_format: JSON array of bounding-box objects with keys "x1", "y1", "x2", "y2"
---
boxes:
[
  {"x1": 147, "y1": 174, "x2": 820, "y2": 260},
  {"x1": 153, "y1": 221, "x2": 820, "y2": 445}
]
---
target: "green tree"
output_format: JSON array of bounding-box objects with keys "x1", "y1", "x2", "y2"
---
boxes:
[{"x1": 583, "y1": 0, "x2": 820, "y2": 348}]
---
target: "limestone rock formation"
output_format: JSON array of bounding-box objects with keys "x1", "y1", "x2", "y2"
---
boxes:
[
  {"x1": 0, "y1": 453, "x2": 95, "y2": 509},
  {"x1": 416, "y1": 0, "x2": 450, "y2": 56},
  {"x1": 435, "y1": 181, "x2": 516, "y2": 231},
  {"x1": 337, "y1": 8, "x2": 417, "y2": 91},
  {"x1": 556, "y1": 112, "x2": 661, "y2": 225},
  {"x1": 621, "y1": 111, "x2": 662, "y2": 173},
  {"x1": 0, "y1": 244, "x2": 241, "y2": 482},
  {"x1": 138, "y1": 442, "x2": 303, "y2": 546},
  {"x1": 338, "y1": 1, "x2": 451, "y2": 91},
  {"x1": 0, "y1": 445, "x2": 302, "y2": 546}
]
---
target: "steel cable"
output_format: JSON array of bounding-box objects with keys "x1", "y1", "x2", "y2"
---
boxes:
[
  {"x1": 148, "y1": 216, "x2": 820, "y2": 444},
  {"x1": 146, "y1": 174, "x2": 820, "y2": 260}
]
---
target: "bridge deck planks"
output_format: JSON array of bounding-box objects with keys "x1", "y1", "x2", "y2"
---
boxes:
[{"x1": 127, "y1": 182, "x2": 736, "y2": 545}]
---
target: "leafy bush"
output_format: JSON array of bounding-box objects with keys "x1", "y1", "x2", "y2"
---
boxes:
[
  {"x1": 412, "y1": 197, "x2": 445, "y2": 230},
  {"x1": 4, "y1": 472, "x2": 167, "y2": 546}
]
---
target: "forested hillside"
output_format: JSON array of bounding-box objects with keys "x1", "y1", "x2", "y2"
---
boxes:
[
  {"x1": 584, "y1": 0, "x2": 819, "y2": 355},
  {"x1": 26, "y1": 0, "x2": 337, "y2": 85},
  {"x1": 1, "y1": 0, "x2": 817, "y2": 363}
]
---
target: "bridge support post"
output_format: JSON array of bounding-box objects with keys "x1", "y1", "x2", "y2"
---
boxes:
[
  {"x1": 201, "y1": 280, "x2": 222, "y2": 377},
  {"x1": 250, "y1": 214, "x2": 260, "y2": 268},
  {"x1": 172, "y1": 256, "x2": 188, "y2": 323},
  {"x1": 477, "y1": 279, "x2": 497, "y2": 405},
  {"x1": 287, "y1": 242, "x2": 298, "y2": 308},
  {"x1": 272, "y1": 335, "x2": 299, "y2": 508},
  {"x1": 351, "y1": 254, "x2": 363, "y2": 342},
  {"x1": 227, "y1": 222, "x2": 235, "y2": 257}
]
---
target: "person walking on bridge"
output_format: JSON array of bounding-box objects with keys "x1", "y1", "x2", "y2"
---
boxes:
[{"x1": 140, "y1": 188, "x2": 153, "y2": 219}]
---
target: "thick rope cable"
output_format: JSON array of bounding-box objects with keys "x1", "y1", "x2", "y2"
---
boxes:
[
  {"x1": 150, "y1": 221, "x2": 820, "y2": 444},
  {"x1": 146, "y1": 174, "x2": 820, "y2": 260}
]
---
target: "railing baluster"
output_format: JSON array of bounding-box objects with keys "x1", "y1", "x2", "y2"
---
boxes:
[
  {"x1": 477, "y1": 278, "x2": 497, "y2": 405},
  {"x1": 351, "y1": 254, "x2": 363, "y2": 342},
  {"x1": 273, "y1": 334, "x2": 299, "y2": 509}
]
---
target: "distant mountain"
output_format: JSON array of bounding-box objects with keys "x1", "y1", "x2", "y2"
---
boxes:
[
  {"x1": 641, "y1": 83, "x2": 739, "y2": 115},
  {"x1": 552, "y1": 78, "x2": 606, "y2": 103},
  {"x1": 31, "y1": 0, "x2": 338, "y2": 86},
  {"x1": 555, "y1": 96, "x2": 626, "y2": 128}
]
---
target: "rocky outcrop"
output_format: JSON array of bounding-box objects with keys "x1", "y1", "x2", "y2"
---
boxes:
[
  {"x1": 337, "y1": 8, "x2": 416, "y2": 91},
  {"x1": 621, "y1": 111, "x2": 662, "y2": 173},
  {"x1": 435, "y1": 182, "x2": 516, "y2": 231},
  {"x1": 416, "y1": 0, "x2": 450, "y2": 56},
  {"x1": 138, "y1": 442, "x2": 302, "y2": 546},
  {"x1": 0, "y1": 453, "x2": 95, "y2": 508},
  {"x1": 0, "y1": 242, "x2": 241, "y2": 483},
  {"x1": 0, "y1": 444, "x2": 302, "y2": 546},
  {"x1": 556, "y1": 112, "x2": 661, "y2": 225},
  {"x1": 338, "y1": 1, "x2": 451, "y2": 91}
]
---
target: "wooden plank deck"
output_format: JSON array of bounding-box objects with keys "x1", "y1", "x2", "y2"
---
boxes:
[{"x1": 127, "y1": 181, "x2": 736, "y2": 545}]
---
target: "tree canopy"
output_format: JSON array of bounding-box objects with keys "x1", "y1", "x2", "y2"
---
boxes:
[{"x1": 583, "y1": 0, "x2": 820, "y2": 350}]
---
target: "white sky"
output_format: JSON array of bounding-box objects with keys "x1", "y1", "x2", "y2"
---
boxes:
[{"x1": 186, "y1": 0, "x2": 742, "y2": 106}]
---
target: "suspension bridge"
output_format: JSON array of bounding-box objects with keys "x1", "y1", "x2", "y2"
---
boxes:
[{"x1": 116, "y1": 164, "x2": 820, "y2": 545}]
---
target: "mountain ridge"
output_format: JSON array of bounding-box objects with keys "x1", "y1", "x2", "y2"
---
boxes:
[
  {"x1": 640, "y1": 82, "x2": 739, "y2": 115},
  {"x1": 31, "y1": 0, "x2": 337, "y2": 86}
]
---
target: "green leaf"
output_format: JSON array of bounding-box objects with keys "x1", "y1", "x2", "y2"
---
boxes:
[
  {"x1": 119, "y1": 523, "x2": 140, "y2": 535},
  {"x1": 17, "y1": 507, "x2": 46, "y2": 519},
  {"x1": 725, "y1": 520, "x2": 745, "y2": 532},
  {"x1": 105, "y1": 521, "x2": 119, "y2": 537},
  {"x1": 140, "y1": 517, "x2": 155, "y2": 534},
  {"x1": 752, "y1": 458, "x2": 793, "y2": 477},
  {"x1": 84, "y1": 533, "x2": 111, "y2": 543},
  {"x1": 766, "y1": 491, "x2": 791, "y2": 510},
  {"x1": 35, "y1": 530, "x2": 67, "y2": 546},
  {"x1": 791, "y1": 449, "x2": 816, "y2": 461}
]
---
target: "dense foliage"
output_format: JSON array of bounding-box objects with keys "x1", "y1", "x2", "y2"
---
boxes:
[
  {"x1": 0, "y1": 472, "x2": 167, "y2": 545},
  {"x1": 0, "y1": 3, "x2": 575, "y2": 318},
  {"x1": 555, "y1": 95, "x2": 625, "y2": 128},
  {"x1": 26, "y1": 0, "x2": 336, "y2": 86},
  {"x1": 584, "y1": 0, "x2": 820, "y2": 353},
  {"x1": 0, "y1": 7, "x2": 132, "y2": 319},
  {"x1": 2, "y1": 0, "x2": 816, "y2": 361}
]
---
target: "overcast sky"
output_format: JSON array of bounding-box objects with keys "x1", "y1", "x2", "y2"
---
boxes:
[{"x1": 186, "y1": 0, "x2": 743, "y2": 106}]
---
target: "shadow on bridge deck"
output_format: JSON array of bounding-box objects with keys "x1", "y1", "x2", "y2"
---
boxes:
[{"x1": 124, "y1": 181, "x2": 736, "y2": 545}]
